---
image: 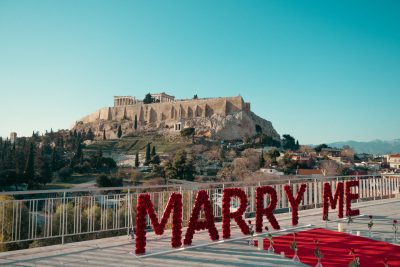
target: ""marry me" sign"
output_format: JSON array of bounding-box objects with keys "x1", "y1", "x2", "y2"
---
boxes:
[{"x1": 134, "y1": 180, "x2": 360, "y2": 254}]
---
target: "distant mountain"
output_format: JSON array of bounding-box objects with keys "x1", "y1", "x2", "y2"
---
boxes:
[{"x1": 326, "y1": 139, "x2": 400, "y2": 155}]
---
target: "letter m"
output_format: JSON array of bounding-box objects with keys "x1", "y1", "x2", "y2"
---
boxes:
[
  {"x1": 135, "y1": 193, "x2": 182, "y2": 254},
  {"x1": 323, "y1": 182, "x2": 344, "y2": 219}
]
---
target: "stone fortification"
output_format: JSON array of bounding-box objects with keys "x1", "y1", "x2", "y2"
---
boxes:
[{"x1": 73, "y1": 95, "x2": 279, "y2": 141}]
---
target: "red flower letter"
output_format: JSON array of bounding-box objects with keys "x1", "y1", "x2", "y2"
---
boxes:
[
  {"x1": 323, "y1": 182, "x2": 344, "y2": 220},
  {"x1": 183, "y1": 190, "x2": 219, "y2": 245},
  {"x1": 345, "y1": 180, "x2": 360, "y2": 217},
  {"x1": 255, "y1": 186, "x2": 280, "y2": 232},
  {"x1": 135, "y1": 193, "x2": 183, "y2": 254},
  {"x1": 284, "y1": 184, "x2": 307, "y2": 226},
  {"x1": 222, "y1": 188, "x2": 249, "y2": 239}
]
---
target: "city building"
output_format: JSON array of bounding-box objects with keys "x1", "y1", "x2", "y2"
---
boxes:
[
  {"x1": 386, "y1": 154, "x2": 400, "y2": 169},
  {"x1": 10, "y1": 132, "x2": 17, "y2": 143},
  {"x1": 320, "y1": 148, "x2": 342, "y2": 157}
]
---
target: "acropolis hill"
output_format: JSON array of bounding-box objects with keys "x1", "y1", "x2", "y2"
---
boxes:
[{"x1": 73, "y1": 93, "x2": 280, "y2": 141}]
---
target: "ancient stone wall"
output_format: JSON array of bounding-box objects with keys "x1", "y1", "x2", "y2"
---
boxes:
[
  {"x1": 74, "y1": 95, "x2": 279, "y2": 141},
  {"x1": 78, "y1": 96, "x2": 248, "y2": 126}
]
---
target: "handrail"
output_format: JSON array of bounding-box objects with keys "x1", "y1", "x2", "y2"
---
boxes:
[
  {"x1": 1, "y1": 174, "x2": 397, "y2": 196},
  {"x1": 0, "y1": 174, "x2": 399, "y2": 249}
]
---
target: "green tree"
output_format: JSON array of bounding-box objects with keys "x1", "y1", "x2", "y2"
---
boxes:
[
  {"x1": 81, "y1": 205, "x2": 113, "y2": 232},
  {"x1": 181, "y1": 127, "x2": 195, "y2": 137},
  {"x1": 151, "y1": 146, "x2": 156, "y2": 157},
  {"x1": 267, "y1": 148, "x2": 280, "y2": 165},
  {"x1": 0, "y1": 196, "x2": 30, "y2": 252},
  {"x1": 315, "y1": 144, "x2": 330, "y2": 153},
  {"x1": 37, "y1": 155, "x2": 52, "y2": 186},
  {"x1": 51, "y1": 147, "x2": 61, "y2": 172},
  {"x1": 151, "y1": 164, "x2": 164, "y2": 177},
  {"x1": 134, "y1": 114, "x2": 138, "y2": 130},
  {"x1": 110, "y1": 176, "x2": 123, "y2": 187},
  {"x1": 74, "y1": 143, "x2": 83, "y2": 165},
  {"x1": 219, "y1": 147, "x2": 225, "y2": 161},
  {"x1": 193, "y1": 94, "x2": 198, "y2": 99},
  {"x1": 143, "y1": 93, "x2": 154, "y2": 104},
  {"x1": 58, "y1": 167, "x2": 73, "y2": 181},
  {"x1": 135, "y1": 151, "x2": 140, "y2": 168},
  {"x1": 86, "y1": 128, "x2": 94, "y2": 141},
  {"x1": 130, "y1": 170, "x2": 142, "y2": 186},
  {"x1": 144, "y1": 143, "x2": 151, "y2": 165},
  {"x1": 282, "y1": 134, "x2": 298, "y2": 151},
  {"x1": 165, "y1": 150, "x2": 195, "y2": 181},
  {"x1": 150, "y1": 155, "x2": 161, "y2": 165},
  {"x1": 103, "y1": 129, "x2": 106, "y2": 140},
  {"x1": 96, "y1": 174, "x2": 111, "y2": 187},
  {"x1": 259, "y1": 150, "x2": 266, "y2": 168},
  {"x1": 182, "y1": 154, "x2": 195, "y2": 181},
  {"x1": 24, "y1": 143, "x2": 35, "y2": 189},
  {"x1": 163, "y1": 160, "x2": 176, "y2": 184},
  {"x1": 117, "y1": 125, "x2": 122, "y2": 139},
  {"x1": 99, "y1": 157, "x2": 117, "y2": 171},
  {"x1": 181, "y1": 127, "x2": 195, "y2": 143},
  {"x1": 0, "y1": 170, "x2": 15, "y2": 190},
  {"x1": 96, "y1": 174, "x2": 121, "y2": 187}
]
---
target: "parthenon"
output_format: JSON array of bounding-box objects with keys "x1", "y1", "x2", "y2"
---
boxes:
[
  {"x1": 150, "y1": 92, "x2": 175, "y2": 103},
  {"x1": 114, "y1": 92, "x2": 175, "y2": 107}
]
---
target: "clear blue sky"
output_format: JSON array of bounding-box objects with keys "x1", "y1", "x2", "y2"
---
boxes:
[{"x1": 1, "y1": 0, "x2": 399, "y2": 144}]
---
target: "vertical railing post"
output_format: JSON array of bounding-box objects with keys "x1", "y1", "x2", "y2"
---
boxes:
[
  {"x1": 373, "y1": 176, "x2": 376, "y2": 201},
  {"x1": 314, "y1": 179, "x2": 317, "y2": 209},
  {"x1": 357, "y1": 177, "x2": 360, "y2": 203},
  {"x1": 61, "y1": 191, "x2": 66, "y2": 245},
  {"x1": 288, "y1": 180, "x2": 291, "y2": 213},
  {"x1": 127, "y1": 188, "x2": 131, "y2": 236}
]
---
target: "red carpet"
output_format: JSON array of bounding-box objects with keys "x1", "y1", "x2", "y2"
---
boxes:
[{"x1": 257, "y1": 228, "x2": 400, "y2": 266}]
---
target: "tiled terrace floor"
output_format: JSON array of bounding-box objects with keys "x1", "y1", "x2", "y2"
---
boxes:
[{"x1": 1, "y1": 198, "x2": 399, "y2": 266}]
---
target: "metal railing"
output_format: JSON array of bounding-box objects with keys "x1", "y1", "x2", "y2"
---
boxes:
[{"x1": 0, "y1": 174, "x2": 399, "y2": 250}]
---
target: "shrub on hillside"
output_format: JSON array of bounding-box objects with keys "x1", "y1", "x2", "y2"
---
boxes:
[
  {"x1": 58, "y1": 167, "x2": 73, "y2": 181},
  {"x1": 96, "y1": 174, "x2": 123, "y2": 187},
  {"x1": 96, "y1": 174, "x2": 111, "y2": 187}
]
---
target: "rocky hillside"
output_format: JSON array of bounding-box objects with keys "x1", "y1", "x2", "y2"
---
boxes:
[
  {"x1": 73, "y1": 109, "x2": 279, "y2": 141},
  {"x1": 72, "y1": 96, "x2": 280, "y2": 141}
]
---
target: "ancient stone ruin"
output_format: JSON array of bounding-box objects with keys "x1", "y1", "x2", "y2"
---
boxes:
[{"x1": 73, "y1": 93, "x2": 279, "y2": 141}]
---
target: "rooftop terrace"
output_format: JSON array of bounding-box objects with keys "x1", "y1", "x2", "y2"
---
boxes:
[
  {"x1": 0, "y1": 175, "x2": 399, "y2": 266},
  {"x1": 1, "y1": 199, "x2": 399, "y2": 266}
]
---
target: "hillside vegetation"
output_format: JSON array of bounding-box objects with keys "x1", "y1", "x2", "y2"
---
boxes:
[{"x1": 85, "y1": 134, "x2": 191, "y2": 155}]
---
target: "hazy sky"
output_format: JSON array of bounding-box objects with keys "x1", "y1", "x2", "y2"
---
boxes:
[{"x1": 0, "y1": 0, "x2": 399, "y2": 144}]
